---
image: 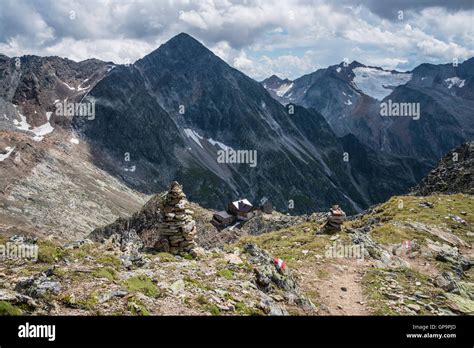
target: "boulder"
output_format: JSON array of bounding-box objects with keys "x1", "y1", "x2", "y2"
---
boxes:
[
  {"x1": 15, "y1": 269, "x2": 61, "y2": 298},
  {"x1": 434, "y1": 272, "x2": 457, "y2": 292},
  {"x1": 445, "y1": 293, "x2": 474, "y2": 315}
]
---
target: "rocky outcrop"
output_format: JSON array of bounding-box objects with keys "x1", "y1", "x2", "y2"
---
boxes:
[
  {"x1": 412, "y1": 141, "x2": 473, "y2": 195},
  {"x1": 89, "y1": 193, "x2": 162, "y2": 244},
  {"x1": 244, "y1": 243, "x2": 314, "y2": 313},
  {"x1": 90, "y1": 181, "x2": 200, "y2": 256},
  {"x1": 15, "y1": 268, "x2": 61, "y2": 298}
]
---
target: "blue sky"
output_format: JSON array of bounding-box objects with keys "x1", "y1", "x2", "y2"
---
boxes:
[{"x1": 0, "y1": 0, "x2": 472, "y2": 80}]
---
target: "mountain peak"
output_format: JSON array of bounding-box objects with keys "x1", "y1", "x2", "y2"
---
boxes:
[
  {"x1": 157, "y1": 32, "x2": 209, "y2": 56},
  {"x1": 166, "y1": 32, "x2": 201, "y2": 46},
  {"x1": 137, "y1": 32, "x2": 217, "y2": 68},
  {"x1": 349, "y1": 60, "x2": 365, "y2": 69},
  {"x1": 262, "y1": 74, "x2": 283, "y2": 84}
]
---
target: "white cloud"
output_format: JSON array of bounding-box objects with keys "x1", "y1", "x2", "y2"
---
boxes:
[
  {"x1": 364, "y1": 57, "x2": 409, "y2": 71},
  {"x1": 0, "y1": 0, "x2": 472, "y2": 80}
]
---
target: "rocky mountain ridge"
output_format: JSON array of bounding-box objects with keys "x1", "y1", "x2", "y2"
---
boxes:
[{"x1": 262, "y1": 58, "x2": 474, "y2": 165}]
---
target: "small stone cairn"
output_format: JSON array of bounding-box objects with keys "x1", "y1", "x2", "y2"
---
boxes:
[
  {"x1": 157, "y1": 181, "x2": 197, "y2": 254},
  {"x1": 322, "y1": 204, "x2": 346, "y2": 233}
]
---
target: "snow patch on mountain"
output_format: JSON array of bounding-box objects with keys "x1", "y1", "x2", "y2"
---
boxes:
[
  {"x1": 0, "y1": 146, "x2": 15, "y2": 162},
  {"x1": 275, "y1": 83, "x2": 294, "y2": 97},
  {"x1": 13, "y1": 113, "x2": 31, "y2": 131},
  {"x1": 31, "y1": 121, "x2": 54, "y2": 141},
  {"x1": 352, "y1": 67, "x2": 412, "y2": 101},
  {"x1": 13, "y1": 111, "x2": 54, "y2": 141},
  {"x1": 62, "y1": 81, "x2": 76, "y2": 91},
  {"x1": 185, "y1": 128, "x2": 234, "y2": 152},
  {"x1": 445, "y1": 77, "x2": 465, "y2": 89},
  {"x1": 77, "y1": 84, "x2": 90, "y2": 92},
  {"x1": 184, "y1": 128, "x2": 204, "y2": 148},
  {"x1": 208, "y1": 138, "x2": 233, "y2": 151}
]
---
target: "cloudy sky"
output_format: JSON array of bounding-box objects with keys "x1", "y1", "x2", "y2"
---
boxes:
[{"x1": 0, "y1": 0, "x2": 472, "y2": 80}]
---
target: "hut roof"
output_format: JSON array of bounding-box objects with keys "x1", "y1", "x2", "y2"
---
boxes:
[
  {"x1": 231, "y1": 199, "x2": 253, "y2": 212},
  {"x1": 214, "y1": 211, "x2": 233, "y2": 219}
]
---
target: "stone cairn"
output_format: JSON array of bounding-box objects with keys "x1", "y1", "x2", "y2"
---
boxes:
[
  {"x1": 156, "y1": 181, "x2": 197, "y2": 255},
  {"x1": 322, "y1": 204, "x2": 346, "y2": 233}
]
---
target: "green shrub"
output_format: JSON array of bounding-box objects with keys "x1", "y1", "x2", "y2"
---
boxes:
[
  {"x1": 0, "y1": 301, "x2": 23, "y2": 315},
  {"x1": 217, "y1": 269, "x2": 234, "y2": 280},
  {"x1": 125, "y1": 275, "x2": 160, "y2": 298},
  {"x1": 93, "y1": 267, "x2": 118, "y2": 281},
  {"x1": 37, "y1": 240, "x2": 63, "y2": 264}
]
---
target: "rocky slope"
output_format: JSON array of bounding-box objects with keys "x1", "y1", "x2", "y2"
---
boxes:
[
  {"x1": 0, "y1": 54, "x2": 147, "y2": 240},
  {"x1": 412, "y1": 141, "x2": 473, "y2": 196},
  {"x1": 0, "y1": 54, "x2": 110, "y2": 130},
  {"x1": 0, "y1": 188, "x2": 471, "y2": 316}
]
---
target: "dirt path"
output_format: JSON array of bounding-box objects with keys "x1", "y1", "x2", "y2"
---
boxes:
[{"x1": 299, "y1": 258, "x2": 373, "y2": 315}]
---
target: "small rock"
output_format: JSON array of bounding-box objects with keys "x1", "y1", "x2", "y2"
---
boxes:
[
  {"x1": 259, "y1": 295, "x2": 288, "y2": 316},
  {"x1": 169, "y1": 279, "x2": 185, "y2": 294},
  {"x1": 319, "y1": 304, "x2": 329, "y2": 312},
  {"x1": 449, "y1": 214, "x2": 466, "y2": 225},
  {"x1": 0, "y1": 289, "x2": 37, "y2": 308},
  {"x1": 216, "y1": 304, "x2": 233, "y2": 311},
  {"x1": 341, "y1": 287, "x2": 347, "y2": 292},
  {"x1": 64, "y1": 239, "x2": 93, "y2": 250},
  {"x1": 224, "y1": 253, "x2": 243, "y2": 265},
  {"x1": 434, "y1": 272, "x2": 457, "y2": 292},
  {"x1": 271, "y1": 294, "x2": 284, "y2": 302},
  {"x1": 385, "y1": 293, "x2": 401, "y2": 300},
  {"x1": 190, "y1": 247, "x2": 206, "y2": 259},
  {"x1": 407, "y1": 303, "x2": 421, "y2": 313},
  {"x1": 419, "y1": 201, "x2": 434, "y2": 208}
]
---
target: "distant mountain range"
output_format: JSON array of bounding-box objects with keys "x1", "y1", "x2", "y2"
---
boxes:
[
  {"x1": 261, "y1": 58, "x2": 474, "y2": 164},
  {"x1": 0, "y1": 33, "x2": 470, "y2": 222}
]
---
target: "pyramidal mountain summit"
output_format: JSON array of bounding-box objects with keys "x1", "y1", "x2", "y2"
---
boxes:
[{"x1": 77, "y1": 32, "x2": 432, "y2": 215}]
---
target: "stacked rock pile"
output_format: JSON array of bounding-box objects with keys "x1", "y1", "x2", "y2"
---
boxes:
[
  {"x1": 157, "y1": 181, "x2": 197, "y2": 254},
  {"x1": 323, "y1": 205, "x2": 346, "y2": 232}
]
